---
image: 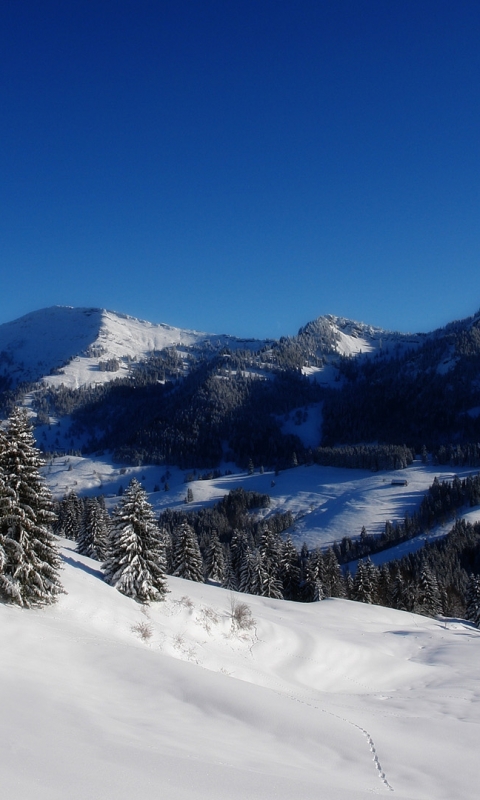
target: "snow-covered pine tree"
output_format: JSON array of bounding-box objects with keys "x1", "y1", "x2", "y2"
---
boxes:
[
  {"x1": 246, "y1": 549, "x2": 268, "y2": 596},
  {"x1": 158, "y1": 525, "x2": 173, "y2": 574},
  {"x1": 262, "y1": 567, "x2": 284, "y2": 599},
  {"x1": 259, "y1": 526, "x2": 284, "y2": 598},
  {"x1": 103, "y1": 478, "x2": 167, "y2": 602},
  {"x1": 313, "y1": 577, "x2": 325, "y2": 602},
  {"x1": 237, "y1": 546, "x2": 256, "y2": 594},
  {"x1": 204, "y1": 529, "x2": 225, "y2": 583},
  {"x1": 390, "y1": 566, "x2": 409, "y2": 610},
  {"x1": 322, "y1": 547, "x2": 347, "y2": 598},
  {"x1": 302, "y1": 548, "x2": 324, "y2": 602},
  {"x1": 0, "y1": 407, "x2": 64, "y2": 607},
  {"x1": 465, "y1": 574, "x2": 480, "y2": 628},
  {"x1": 414, "y1": 563, "x2": 442, "y2": 617},
  {"x1": 230, "y1": 529, "x2": 250, "y2": 584},
  {"x1": 77, "y1": 497, "x2": 109, "y2": 561},
  {"x1": 352, "y1": 558, "x2": 378, "y2": 604},
  {"x1": 55, "y1": 491, "x2": 84, "y2": 540},
  {"x1": 279, "y1": 536, "x2": 301, "y2": 600},
  {"x1": 221, "y1": 545, "x2": 238, "y2": 591},
  {"x1": 172, "y1": 521, "x2": 204, "y2": 582}
]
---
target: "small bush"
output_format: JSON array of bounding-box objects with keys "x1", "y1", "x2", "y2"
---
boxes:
[
  {"x1": 131, "y1": 620, "x2": 153, "y2": 642},
  {"x1": 229, "y1": 595, "x2": 255, "y2": 632}
]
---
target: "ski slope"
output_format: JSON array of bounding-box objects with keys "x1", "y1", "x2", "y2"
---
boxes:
[{"x1": 1, "y1": 540, "x2": 479, "y2": 800}]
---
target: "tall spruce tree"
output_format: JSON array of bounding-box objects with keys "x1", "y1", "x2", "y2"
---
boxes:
[
  {"x1": 204, "y1": 529, "x2": 225, "y2": 583},
  {"x1": 0, "y1": 408, "x2": 64, "y2": 607},
  {"x1": 77, "y1": 497, "x2": 109, "y2": 561},
  {"x1": 103, "y1": 478, "x2": 167, "y2": 602},
  {"x1": 172, "y1": 521, "x2": 204, "y2": 582},
  {"x1": 56, "y1": 491, "x2": 84, "y2": 541},
  {"x1": 465, "y1": 574, "x2": 480, "y2": 628},
  {"x1": 414, "y1": 563, "x2": 442, "y2": 617}
]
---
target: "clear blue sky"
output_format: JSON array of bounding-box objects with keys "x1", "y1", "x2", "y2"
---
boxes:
[{"x1": 1, "y1": 0, "x2": 479, "y2": 339}]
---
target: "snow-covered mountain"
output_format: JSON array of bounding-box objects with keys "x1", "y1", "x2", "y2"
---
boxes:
[
  {"x1": 297, "y1": 313, "x2": 423, "y2": 358},
  {"x1": 0, "y1": 304, "x2": 424, "y2": 391},
  {"x1": 1, "y1": 540, "x2": 479, "y2": 800},
  {"x1": 2, "y1": 304, "x2": 480, "y2": 393},
  {"x1": 3, "y1": 304, "x2": 480, "y2": 464},
  {"x1": 0, "y1": 306, "x2": 267, "y2": 389}
]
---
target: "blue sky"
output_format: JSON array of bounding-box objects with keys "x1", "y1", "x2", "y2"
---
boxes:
[{"x1": 1, "y1": 0, "x2": 479, "y2": 339}]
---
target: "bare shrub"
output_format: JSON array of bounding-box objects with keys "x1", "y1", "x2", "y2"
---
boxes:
[
  {"x1": 229, "y1": 594, "x2": 255, "y2": 632},
  {"x1": 173, "y1": 632, "x2": 185, "y2": 650},
  {"x1": 198, "y1": 604, "x2": 219, "y2": 633},
  {"x1": 131, "y1": 620, "x2": 153, "y2": 642}
]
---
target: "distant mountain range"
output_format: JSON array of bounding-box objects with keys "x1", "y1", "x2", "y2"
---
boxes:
[{"x1": 1, "y1": 305, "x2": 480, "y2": 467}]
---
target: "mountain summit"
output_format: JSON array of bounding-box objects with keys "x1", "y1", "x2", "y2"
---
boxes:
[{"x1": 0, "y1": 306, "x2": 264, "y2": 389}]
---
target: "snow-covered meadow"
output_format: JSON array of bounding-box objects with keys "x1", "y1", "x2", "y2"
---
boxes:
[
  {"x1": 44, "y1": 454, "x2": 480, "y2": 549},
  {"x1": 1, "y1": 539, "x2": 479, "y2": 800},
  {"x1": 2, "y1": 454, "x2": 478, "y2": 798}
]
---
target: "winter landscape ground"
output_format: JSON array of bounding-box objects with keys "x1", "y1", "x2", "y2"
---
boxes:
[
  {"x1": 0, "y1": 454, "x2": 479, "y2": 800},
  {"x1": 2, "y1": 306, "x2": 480, "y2": 799},
  {"x1": 1, "y1": 533, "x2": 479, "y2": 800}
]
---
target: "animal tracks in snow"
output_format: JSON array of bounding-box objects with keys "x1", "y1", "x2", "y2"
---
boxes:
[{"x1": 282, "y1": 690, "x2": 394, "y2": 792}]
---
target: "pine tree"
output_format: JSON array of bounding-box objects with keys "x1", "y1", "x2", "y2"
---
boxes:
[
  {"x1": 103, "y1": 478, "x2": 167, "y2": 602},
  {"x1": 238, "y1": 546, "x2": 255, "y2": 594},
  {"x1": 247, "y1": 550, "x2": 269, "y2": 596},
  {"x1": 323, "y1": 547, "x2": 346, "y2": 598},
  {"x1": 77, "y1": 497, "x2": 109, "y2": 561},
  {"x1": 204, "y1": 529, "x2": 225, "y2": 583},
  {"x1": 0, "y1": 408, "x2": 64, "y2": 607},
  {"x1": 414, "y1": 563, "x2": 442, "y2": 617},
  {"x1": 230, "y1": 529, "x2": 250, "y2": 583},
  {"x1": 172, "y1": 521, "x2": 204, "y2": 582},
  {"x1": 279, "y1": 536, "x2": 301, "y2": 600},
  {"x1": 56, "y1": 491, "x2": 84, "y2": 541},
  {"x1": 221, "y1": 545, "x2": 238, "y2": 591},
  {"x1": 158, "y1": 525, "x2": 173, "y2": 574},
  {"x1": 259, "y1": 526, "x2": 283, "y2": 598},
  {"x1": 313, "y1": 578, "x2": 325, "y2": 601},
  {"x1": 390, "y1": 566, "x2": 409, "y2": 610},
  {"x1": 465, "y1": 574, "x2": 480, "y2": 628},
  {"x1": 352, "y1": 558, "x2": 378, "y2": 604},
  {"x1": 302, "y1": 548, "x2": 323, "y2": 602}
]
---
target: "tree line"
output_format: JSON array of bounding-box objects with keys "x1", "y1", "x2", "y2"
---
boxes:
[{"x1": 2, "y1": 408, "x2": 480, "y2": 628}]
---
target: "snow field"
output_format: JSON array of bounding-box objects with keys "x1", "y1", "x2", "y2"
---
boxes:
[
  {"x1": 1, "y1": 539, "x2": 480, "y2": 800},
  {"x1": 45, "y1": 456, "x2": 480, "y2": 550}
]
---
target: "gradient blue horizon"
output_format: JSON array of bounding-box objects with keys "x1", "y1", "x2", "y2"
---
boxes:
[{"x1": 1, "y1": 1, "x2": 479, "y2": 339}]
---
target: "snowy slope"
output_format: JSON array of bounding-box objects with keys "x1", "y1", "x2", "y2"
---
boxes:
[
  {"x1": 44, "y1": 455, "x2": 480, "y2": 550},
  {"x1": 299, "y1": 314, "x2": 423, "y2": 356},
  {"x1": 0, "y1": 306, "x2": 265, "y2": 390},
  {"x1": 1, "y1": 541, "x2": 479, "y2": 800}
]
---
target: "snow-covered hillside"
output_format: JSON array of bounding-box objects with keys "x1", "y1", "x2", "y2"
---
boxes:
[
  {"x1": 44, "y1": 455, "x2": 480, "y2": 549},
  {"x1": 0, "y1": 306, "x2": 265, "y2": 390},
  {"x1": 1, "y1": 541, "x2": 478, "y2": 800},
  {"x1": 299, "y1": 313, "x2": 423, "y2": 357}
]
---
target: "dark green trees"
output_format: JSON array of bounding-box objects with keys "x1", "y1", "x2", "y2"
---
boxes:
[
  {"x1": 0, "y1": 408, "x2": 64, "y2": 607},
  {"x1": 172, "y1": 521, "x2": 204, "y2": 582}
]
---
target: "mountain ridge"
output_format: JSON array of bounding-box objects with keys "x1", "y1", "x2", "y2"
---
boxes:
[
  {"x1": 3, "y1": 304, "x2": 480, "y2": 467},
  {"x1": 0, "y1": 304, "x2": 427, "y2": 391}
]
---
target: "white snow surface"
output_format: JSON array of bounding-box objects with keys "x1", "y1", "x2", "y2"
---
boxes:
[{"x1": 1, "y1": 539, "x2": 479, "y2": 800}]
